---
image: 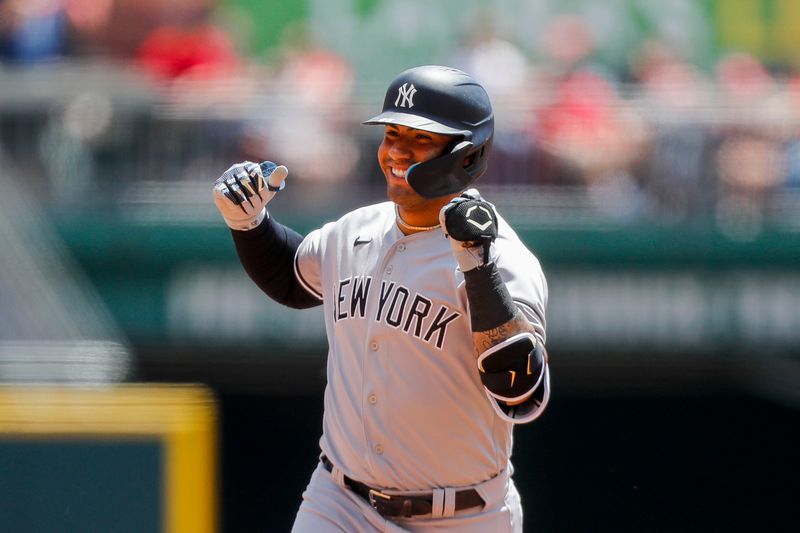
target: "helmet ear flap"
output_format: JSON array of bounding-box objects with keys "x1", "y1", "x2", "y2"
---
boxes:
[{"x1": 406, "y1": 141, "x2": 475, "y2": 198}]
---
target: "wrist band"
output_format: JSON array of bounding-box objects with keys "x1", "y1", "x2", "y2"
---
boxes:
[{"x1": 463, "y1": 263, "x2": 517, "y2": 332}]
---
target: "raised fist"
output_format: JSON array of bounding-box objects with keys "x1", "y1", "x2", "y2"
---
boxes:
[
  {"x1": 439, "y1": 188, "x2": 499, "y2": 272},
  {"x1": 213, "y1": 161, "x2": 288, "y2": 231}
]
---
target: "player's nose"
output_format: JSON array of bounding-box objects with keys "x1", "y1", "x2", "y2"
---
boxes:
[{"x1": 387, "y1": 140, "x2": 413, "y2": 160}]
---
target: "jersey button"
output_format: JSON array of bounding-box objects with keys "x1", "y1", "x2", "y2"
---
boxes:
[
  {"x1": 370, "y1": 341, "x2": 379, "y2": 351},
  {"x1": 374, "y1": 444, "x2": 384, "y2": 455},
  {"x1": 368, "y1": 394, "x2": 377, "y2": 405},
  {"x1": 385, "y1": 265, "x2": 393, "y2": 275},
  {"x1": 398, "y1": 244, "x2": 406, "y2": 252}
]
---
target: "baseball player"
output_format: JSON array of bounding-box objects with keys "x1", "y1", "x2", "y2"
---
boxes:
[{"x1": 213, "y1": 65, "x2": 550, "y2": 532}]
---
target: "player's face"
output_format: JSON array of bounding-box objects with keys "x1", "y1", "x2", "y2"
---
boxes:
[{"x1": 378, "y1": 124, "x2": 453, "y2": 208}]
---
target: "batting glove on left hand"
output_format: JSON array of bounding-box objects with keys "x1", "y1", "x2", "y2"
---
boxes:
[
  {"x1": 439, "y1": 188, "x2": 499, "y2": 272},
  {"x1": 213, "y1": 161, "x2": 288, "y2": 231}
]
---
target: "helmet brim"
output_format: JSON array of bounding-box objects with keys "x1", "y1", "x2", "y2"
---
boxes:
[{"x1": 363, "y1": 111, "x2": 470, "y2": 137}]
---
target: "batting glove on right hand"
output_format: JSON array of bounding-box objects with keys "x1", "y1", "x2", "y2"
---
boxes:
[
  {"x1": 213, "y1": 161, "x2": 288, "y2": 231},
  {"x1": 439, "y1": 188, "x2": 499, "y2": 272}
]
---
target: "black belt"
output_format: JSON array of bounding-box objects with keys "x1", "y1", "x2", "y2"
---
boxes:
[{"x1": 321, "y1": 456, "x2": 484, "y2": 518}]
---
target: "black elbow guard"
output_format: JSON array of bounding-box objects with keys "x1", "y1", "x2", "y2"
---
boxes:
[{"x1": 477, "y1": 332, "x2": 545, "y2": 404}]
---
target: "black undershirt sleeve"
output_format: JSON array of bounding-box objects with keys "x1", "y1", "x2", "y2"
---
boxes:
[
  {"x1": 463, "y1": 263, "x2": 518, "y2": 332},
  {"x1": 230, "y1": 215, "x2": 322, "y2": 309}
]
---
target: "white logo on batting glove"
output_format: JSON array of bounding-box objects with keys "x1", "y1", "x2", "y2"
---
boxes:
[{"x1": 466, "y1": 205, "x2": 494, "y2": 231}]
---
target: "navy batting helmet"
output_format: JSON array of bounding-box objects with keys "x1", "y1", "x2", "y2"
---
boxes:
[{"x1": 363, "y1": 65, "x2": 494, "y2": 198}]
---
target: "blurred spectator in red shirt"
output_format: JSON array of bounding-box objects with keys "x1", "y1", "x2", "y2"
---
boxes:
[
  {"x1": 136, "y1": 20, "x2": 238, "y2": 82},
  {"x1": 136, "y1": 2, "x2": 239, "y2": 80},
  {"x1": 131, "y1": 0, "x2": 252, "y2": 109},
  {"x1": 532, "y1": 15, "x2": 648, "y2": 219}
]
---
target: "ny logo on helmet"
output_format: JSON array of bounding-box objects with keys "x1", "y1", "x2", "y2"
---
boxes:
[{"x1": 395, "y1": 83, "x2": 417, "y2": 108}]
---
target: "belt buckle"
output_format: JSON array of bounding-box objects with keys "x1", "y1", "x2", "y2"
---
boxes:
[{"x1": 368, "y1": 488, "x2": 392, "y2": 510}]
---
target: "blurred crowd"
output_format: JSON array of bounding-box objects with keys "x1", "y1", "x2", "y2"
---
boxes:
[
  {"x1": 0, "y1": 0, "x2": 229, "y2": 68},
  {"x1": 2, "y1": 0, "x2": 800, "y2": 235}
]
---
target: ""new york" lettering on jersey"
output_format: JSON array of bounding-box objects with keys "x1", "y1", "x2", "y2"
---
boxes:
[{"x1": 333, "y1": 276, "x2": 461, "y2": 350}]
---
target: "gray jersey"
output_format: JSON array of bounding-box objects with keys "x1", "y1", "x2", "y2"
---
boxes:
[{"x1": 294, "y1": 201, "x2": 547, "y2": 491}]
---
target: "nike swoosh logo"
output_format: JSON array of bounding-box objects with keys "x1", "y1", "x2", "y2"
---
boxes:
[
  {"x1": 467, "y1": 219, "x2": 493, "y2": 231},
  {"x1": 354, "y1": 236, "x2": 372, "y2": 247}
]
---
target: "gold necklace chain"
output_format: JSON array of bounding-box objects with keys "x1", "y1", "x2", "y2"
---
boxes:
[{"x1": 395, "y1": 205, "x2": 441, "y2": 232}]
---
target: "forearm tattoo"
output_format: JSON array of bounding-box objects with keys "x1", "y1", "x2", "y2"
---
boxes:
[{"x1": 472, "y1": 309, "x2": 535, "y2": 356}]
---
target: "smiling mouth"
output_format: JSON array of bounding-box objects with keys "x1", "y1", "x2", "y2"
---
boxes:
[{"x1": 390, "y1": 167, "x2": 407, "y2": 178}]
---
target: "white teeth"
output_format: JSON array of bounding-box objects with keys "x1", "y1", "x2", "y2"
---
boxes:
[{"x1": 391, "y1": 168, "x2": 406, "y2": 178}]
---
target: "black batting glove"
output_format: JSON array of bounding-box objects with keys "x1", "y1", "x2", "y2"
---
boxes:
[{"x1": 439, "y1": 188, "x2": 499, "y2": 272}]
